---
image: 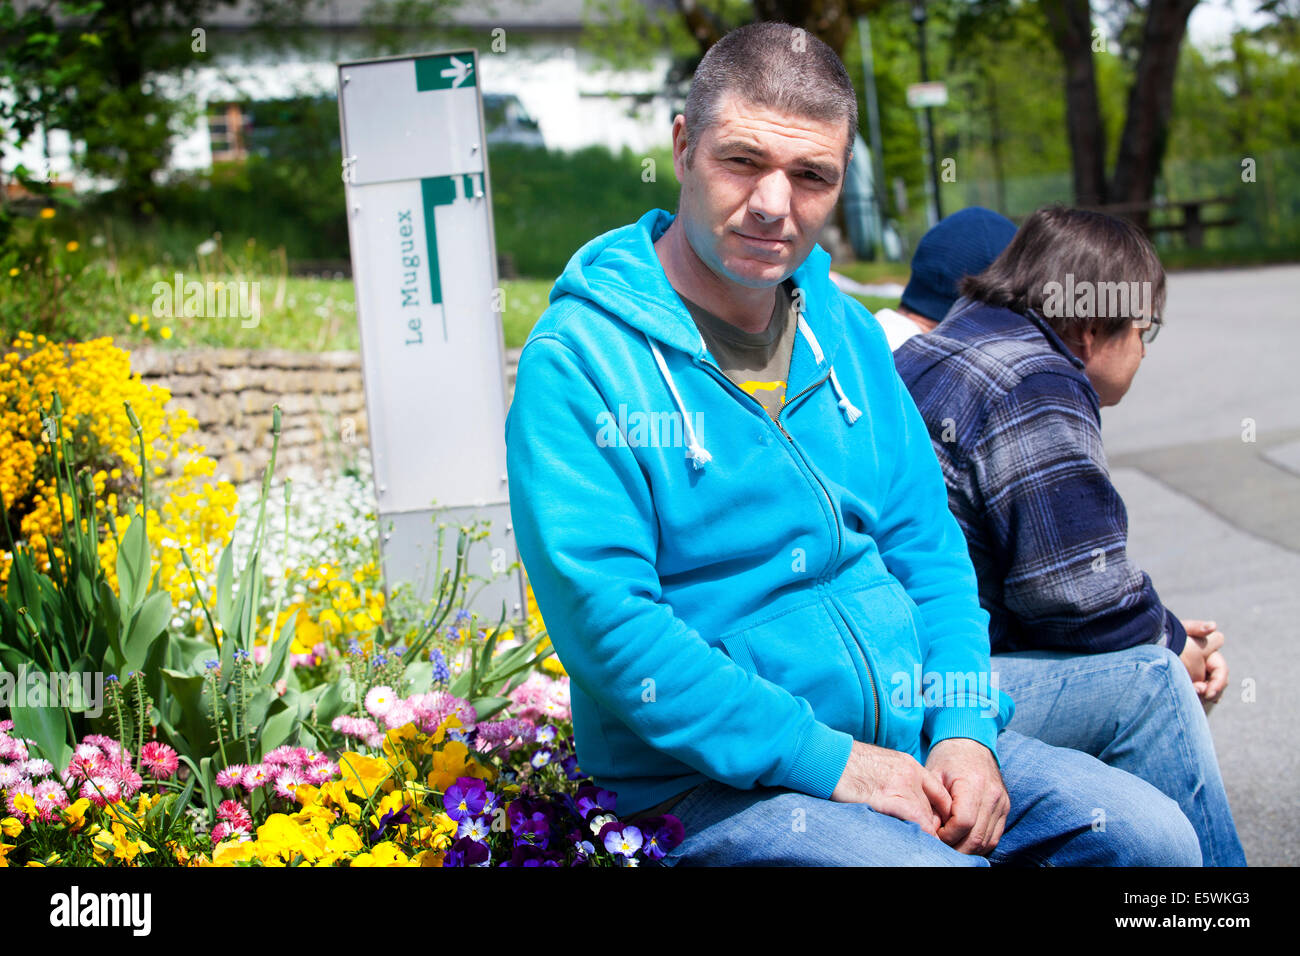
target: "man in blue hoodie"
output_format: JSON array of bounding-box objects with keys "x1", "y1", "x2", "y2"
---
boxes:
[{"x1": 504, "y1": 21, "x2": 1200, "y2": 865}]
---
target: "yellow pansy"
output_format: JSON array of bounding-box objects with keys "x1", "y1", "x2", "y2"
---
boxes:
[
  {"x1": 211, "y1": 839, "x2": 256, "y2": 866},
  {"x1": 338, "y1": 751, "x2": 392, "y2": 798}
]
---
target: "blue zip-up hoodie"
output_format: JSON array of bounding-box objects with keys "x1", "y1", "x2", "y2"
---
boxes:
[{"x1": 505, "y1": 209, "x2": 1014, "y2": 815}]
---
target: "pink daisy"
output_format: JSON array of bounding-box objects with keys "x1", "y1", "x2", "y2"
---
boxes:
[
  {"x1": 383, "y1": 702, "x2": 417, "y2": 730},
  {"x1": 215, "y1": 764, "x2": 247, "y2": 788},
  {"x1": 273, "y1": 769, "x2": 307, "y2": 801},
  {"x1": 364, "y1": 685, "x2": 397, "y2": 718},
  {"x1": 79, "y1": 776, "x2": 121, "y2": 807},
  {"x1": 304, "y1": 760, "x2": 338, "y2": 785},
  {"x1": 263, "y1": 745, "x2": 300, "y2": 767},
  {"x1": 21, "y1": 758, "x2": 53, "y2": 779},
  {"x1": 140, "y1": 742, "x2": 179, "y2": 780},
  {"x1": 217, "y1": 799, "x2": 252, "y2": 829},
  {"x1": 0, "y1": 736, "x2": 28, "y2": 762},
  {"x1": 331, "y1": 715, "x2": 379, "y2": 740},
  {"x1": 33, "y1": 780, "x2": 69, "y2": 822},
  {"x1": 4, "y1": 779, "x2": 35, "y2": 817},
  {"x1": 64, "y1": 751, "x2": 101, "y2": 783},
  {"x1": 0, "y1": 763, "x2": 26, "y2": 789},
  {"x1": 241, "y1": 764, "x2": 272, "y2": 792}
]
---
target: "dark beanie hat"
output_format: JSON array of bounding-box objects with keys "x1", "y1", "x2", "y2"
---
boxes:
[{"x1": 900, "y1": 207, "x2": 1017, "y2": 321}]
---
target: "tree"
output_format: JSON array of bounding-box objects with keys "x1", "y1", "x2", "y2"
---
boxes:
[{"x1": 0, "y1": 0, "x2": 465, "y2": 218}]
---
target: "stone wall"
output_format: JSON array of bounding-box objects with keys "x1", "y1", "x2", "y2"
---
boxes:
[{"x1": 132, "y1": 346, "x2": 524, "y2": 483}]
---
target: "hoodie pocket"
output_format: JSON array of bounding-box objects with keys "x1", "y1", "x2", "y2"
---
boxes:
[
  {"x1": 832, "y1": 576, "x2": 926, "y2": 756},
  {"x1": 716, "y1": 598, "x2": 869, "y2": 742}
]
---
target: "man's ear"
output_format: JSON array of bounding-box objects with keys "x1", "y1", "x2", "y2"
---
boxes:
[{"x1": 670, "y1": 115, "x2": 690, "y2": 181}]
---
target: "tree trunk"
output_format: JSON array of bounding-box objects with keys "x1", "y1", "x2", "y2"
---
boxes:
[
  {"x1": 1041, "y1": 0, "x2": 1108, "y2": 206},
  {"x1": 1109, "y1": 0, "x2": 1200, "y2": 221}
]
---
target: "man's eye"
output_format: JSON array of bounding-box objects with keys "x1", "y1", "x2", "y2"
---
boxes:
[{"x1": 727, "y1": 157, "x2": 753, "y2": 166}]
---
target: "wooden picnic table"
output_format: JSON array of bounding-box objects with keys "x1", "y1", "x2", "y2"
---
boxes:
[{"x1": 1080, "y1": 196, "x2": 1241, "y2": 249}]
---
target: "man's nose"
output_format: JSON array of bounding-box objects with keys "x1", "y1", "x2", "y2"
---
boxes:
[{"x1": 749, "y1": 171, "x2": 792, "y2": 222}]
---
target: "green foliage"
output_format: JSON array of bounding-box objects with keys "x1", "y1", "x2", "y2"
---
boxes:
[{"x1": 488, "y1": 142, "x2": 680, "y2": 278}]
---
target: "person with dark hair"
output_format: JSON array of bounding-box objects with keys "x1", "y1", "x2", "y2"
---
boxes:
[
  {"x1": 894, "y1": 204, "x2": 1246, "y2": 865},
  {"x1": 872, "y1": 207, "x2": 1017, "y2": 350},
  {"x1": 507, "y1": 24, "x2": 1202, "y2": 866}
]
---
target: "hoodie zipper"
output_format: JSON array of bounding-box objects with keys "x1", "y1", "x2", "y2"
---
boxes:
[{"x1": 696, "y1": 357, "x2": 880, "y2": 744}]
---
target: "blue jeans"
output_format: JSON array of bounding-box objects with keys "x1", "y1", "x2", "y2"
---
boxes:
[
  {"x1": 994, "y1": 644, "x2": 1246, "y2": 867},
  {"x1": 659, "y1": 729, "x2": 1201, "y2": 866}
]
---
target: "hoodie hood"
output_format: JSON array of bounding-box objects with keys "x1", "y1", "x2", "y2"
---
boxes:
[{"x1": 546, "y1": 208, "x2": 861, "y2": 467}]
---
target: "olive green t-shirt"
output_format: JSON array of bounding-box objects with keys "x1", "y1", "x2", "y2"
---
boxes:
[{"x1": 678, "y1": 278, "x2": 798, "y2": 420}]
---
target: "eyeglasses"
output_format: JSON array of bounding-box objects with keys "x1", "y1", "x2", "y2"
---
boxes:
[{"x1": 1137, "y1": 315, "x2": 1162, "y2": 345}]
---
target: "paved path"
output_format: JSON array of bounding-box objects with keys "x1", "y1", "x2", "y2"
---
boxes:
[{"x1": 1102, "y1": 264, "x2": 1300, "y2": 866}]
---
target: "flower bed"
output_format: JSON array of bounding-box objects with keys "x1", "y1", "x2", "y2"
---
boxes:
[{"x1": 0, "y1": 336, "x2": 681, "y2": 866}]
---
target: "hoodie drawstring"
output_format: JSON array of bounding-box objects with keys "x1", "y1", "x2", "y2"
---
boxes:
[
  {"x1": 797, "y1": 315, "x2": 862, "y2": 425},
  {"x1": 645, "y1": 332, "x2": 713, "y2": 470},
  {"x1": 642, "y1": 313, "x2": 862, "y2": 473}
]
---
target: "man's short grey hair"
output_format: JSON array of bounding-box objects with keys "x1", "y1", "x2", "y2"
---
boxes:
[{"x1": 683, "y1": 21, "x2": 858, "y2": 172}]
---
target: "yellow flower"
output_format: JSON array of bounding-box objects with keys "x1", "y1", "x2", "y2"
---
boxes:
[
  {"x1": 211, "y1": 838, "x2": 256, "y2": 866},
  {"x1": 65, "y1": 240, "x2": 79, "y2": 252},
  {"x1": 0, "y1": 817, "x2": 22, "y2": 838},
  {"x1": 128, "y1": 313, "x2": 139, "y2": 324},
  {"x1": 39, "y1": 207, "x2": 55, "y2": 219},
  {"x1": 338, "y1": 751, "x2": 392, "y2": 799},
  {"x1": 6, "y1": 267, "x2": 17, "y2": 277},
  {"x1": 326, "y1": 825, "x2": 363, "y2": 855},
  {"x1": 0, "y1": 842, "x2": 15, "y2": 866},
  {"x1": 160, "y1": 326, "x2": 172, "y2": 340},
  {"x1": 11, "y1": 792, "x2": 36, "y2": 823},
  {"x1": 63, "y1": 798, "x2": 92, "y2": 833}
]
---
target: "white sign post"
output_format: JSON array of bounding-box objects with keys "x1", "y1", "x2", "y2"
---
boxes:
[{"x1": 337, "y1": 50, "x2": 524, "y2": 623}]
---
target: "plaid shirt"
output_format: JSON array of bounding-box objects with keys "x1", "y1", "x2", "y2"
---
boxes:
[{"x1": 893, "y1": 298, "x2": 1187, "y2": 656}]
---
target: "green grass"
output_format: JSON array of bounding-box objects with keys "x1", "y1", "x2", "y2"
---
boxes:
[
  {"x1": 98, "y1": 274, "x2": 554, "y2": 353},
  {"x1": 831, "y1": 260, "x2": 911, "y2": 286},
  {"x1": 100, "y1": 274, "x2": 890, "y2": 354}
]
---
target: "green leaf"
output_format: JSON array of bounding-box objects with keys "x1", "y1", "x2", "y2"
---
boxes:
[
  {"x1": 259, "y1": 607, "x2": 299, "y2": 685},
  {"x1": 469, "y1": 695, "x2": 512, "y2": 721},
  {"x1": 164, "y1": 769, "x2": 198, "y2": 838},
  {"x1": 10, "y1": 673, "x2": 72, "y2": 772},
  {"x1": 161, "y1": 668, "x2": 213, "y2": 761},
  {"x1": 260, "y1": 697, "x2": 298, "y2": 754},
  {"x1": 121, "y1": 589, "x2": 171, "y2": 674},
  {"x1": 313, "y1": 676, "x2": 353, "y2": 726},
  {"x1": 215, "y1": 542, "x2": 234, "y2": 636},
  {"x1": 115, "y1": 513, "x2": 150, "y2": 612}
]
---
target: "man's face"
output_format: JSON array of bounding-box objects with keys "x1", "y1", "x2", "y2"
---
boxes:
[
  {"x1": 1082, "y1": 321, "x2": 1146, "y2": 407},
  {"x1": 671, "y1": 92, "x2": 849, "y2": 289}
]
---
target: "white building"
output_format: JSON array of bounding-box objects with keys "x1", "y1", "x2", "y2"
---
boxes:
[{"x1": 3, "y1": 0, "x2": 682, "y2": 191}]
